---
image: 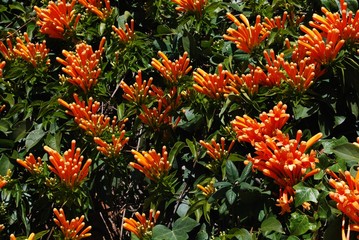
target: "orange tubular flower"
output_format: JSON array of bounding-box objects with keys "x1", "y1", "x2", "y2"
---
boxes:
[
  {"x1": 246, "y1": 130, "x2": 322, "y2": 214},
  {"x1": 112, "y1": 19, "x2": 135, "y2": 43},
  {"x1": 78, "y1": 0, "x2": 111, "y2": 20},
  {"x1": 224, "y1": 13, "x2": 270, "y2": 53},
  {"x1": 231, "y1": 101, "x2": 290, "y2": 145},
  {"x1": 281, "y1": 58, "x2": 316, "y2": 91},
  {"x1": 310, "y1": 0, "x2": 359, "y2": 42},
  {"x1": 94, "y1": 131, "x2": 129, "y2": 157},
  {"x1": 150, "y1": 86, "x2": 182, "y2": 110},
  {"x1": 298, "y1": 25, "x2": 345, "y2": 65},
  {"x1": 45, "y1": 140, "x2": 92, "y2": 188},
  {"x1": 151, "y1": 51, "x2": 192, "y2": 84},
  {"x1": 53, "y1": 208, "x2": 92, "y2": 239},
  {"x1": 0, "y1": 61, "x2": 5, "y2": 77},
  {"x1": 34, "y1": 0, "x2": 80, "y2": 39},
  {"x1": 123, "y1": 209, "x2": 160, "y2": 239},
  {"x1": 197, "y1": 182, "x2": 216, "y2": 197},
  {"x1": 193, "y1": 64, "x2": 235, "y2": 99},
  {"x1": 120, "y1": 70, "x2": 153, "y2": 105},
  {"x1": 10, "y1": 233, "x2": 35, "y2": 240},
  {"x1": 0, "y1": 176, "x2": 7, "y2": 189},
  {"x1": 171, "y1": 0, "x2": 207, "y2": 14},
  {"x1": 130, "y1": 146, "x2": 171, "y2": 182},
  {"x1": 17, "y1": 153, "x2": 43, "y2": 174},
  {"x1": 57, "y1": 37, "x2": 106, "y2": 93},
  {"x1": 200, "y1": 137, "x2": 235, "y2": 162},
  {"x1": 263, "y1": 11, "x2": 288, "y2": 31}
]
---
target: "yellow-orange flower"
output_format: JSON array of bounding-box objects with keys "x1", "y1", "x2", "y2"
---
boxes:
[
  {"x1": 79, "y1": 0, "x2": 111, "y2": 20},
  {"x1": 9, "y1": 233, "x2": 35, "y2": 240},
  {"x1": 197, "y1": 182, "x2": 216, "y2": 197},
  {"x1": 0, "y1": 33, "x2": 50, "y2": 67},
  {"x1": 231, "y1": 102, "x2": 290, "y2": 145},
  {"x1": 0, "y1": 176, "x2": 7, "y2": 189},
  {"x1": 298, "y1": 25, "x2": 345, "y2": 65},
  {"x1": 139, "y1": 100, "x2": 180, "y2": 130},
  {"x1": 0, "y1": 104, "x2": 5, "y2": 114},
  {"x1": 94, "y1": 131, "x2": 129, "y2": 158},
  {"x1": 112, "y1": 19, "x2": 135, "y2": 43},
  {"x1": 200, "y1": 137, "x2": 235, "y2": 162},
  {"x1": 53, "y1": 208, "x2": 92, "y2": 239},
  {"x1": 263, "y1": 11, "x2": 288, "y2": 31},
  {"x1": 224, "y1": 13, "x2": 270, "y2": 53},
  {"x1": 151, "y1": 51, "x2": 192, "y2": 84},
  {"x1": 193, "y1": 64, "x2": 235, "y2": 99},
  {"x1": 57, "y1": 37, "x2": 106, "y2": 93},
  {"x1": 58, "y1": 94, "x2": 100, "y2": 122},
  {"x1": 120, "y1": 70, "x2": 153, "y2": 105},
  {"x1": 123, "y1": 209, "x2": 160, "y2": 239},
  {"x1": 171, "y1": 0, "x2": 207, "y2": 14},
  {"x1": 310, "y1": 0, "x2": 359, "y2": 42},
  {"x1": 34, "y1": 0, "x2": 80, "y2": 39},
  {"x1": 45, "y1": 140, "x2": 92, "y2": 188},
  {"x1": 17, "y1": 153, "x2": 43, "y2": 174},
  {"x1": 0, "y1": 61, "x2": 4, "y2": 78},
  {"x1": 130, "y1": 146, "x2": 171, "y2": 182}
]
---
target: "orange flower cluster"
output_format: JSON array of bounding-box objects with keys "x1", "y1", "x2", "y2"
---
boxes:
[
  {"x1": 151, "y1": 51, "x2": 192, "y2": 84},
  {"x1": 224, "y1": 13, "x2": 270, "y2": 53},
  {"x1": 231, "y1": 102, "x2": 290, "y2": 145},
  {"x1": 57, "y1": 37, "x2": 106, "y2": 93},
  {"x1": 171, "y1": 0, "x2": 207, "y2": 14},
  {"x1": 310, "y1": 0, "x2": 359, "y2": 42},
  {"x1": 0, "y1": 33, "x2": 50, "y2": 67},
  {"x1": 200, "y1": 137, "x2": 235, "y2": 162},
  {"x1": 120, "y1": 70, "x2": 153, "y2": 105},
  {"x1": 139, "y1": 100, "x2": 180, "y2": 130},
  {"x1": 263, "y1": 11, "x2": 288, "y2": 31},
  {"x1": 53, "y1": 208, "x2": 92, "y2": 239},
  {"x1": 34, "y1": 0, "x2": 80, "y2": 39},
  {"x1": 94, "y1": 131, "x2": 129, "y2": 158},
  {"x1": 112, "y1": 19, "x2": 135, "y2": 43},
  {"x1": 17, "y1": 153, "x2": 43, "y2": 174},
  {"x1": 123, "y1": 209, "x2": 160, "y2": 239},
  {"x1": 150, "y1": 86, "x2": 182, "y2": 111},
  {"x1": 193, "y1": 64, "x2": 237, "y2": 99},
  {"x1": 79, "y1": 0, "x2": 111, "y2": 20},
  {"x1": 130, "y1": 146, "x2": 171, "y2": 182},
  {"x1": 298, "y1": 25, "x2": 345, "y2": 65},
  {"x1": 45, "y1": 140, "x2": 92, "y2": 188},
  {"x1": 10, "y1": 233, "x2": 35, "y2": 240}
]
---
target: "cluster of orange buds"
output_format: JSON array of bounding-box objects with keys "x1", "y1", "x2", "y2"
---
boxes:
[
  {"x1": 0, "y1": 33, "x2": 50, "y2": 67},
  {"x1": 94, "y1": 131, "x2": 129, "y2": 158},
  {"x1": 231, "y1": 102, "x2": 290, "y2": 145},
  {"x1": 78, "y1": 0, "x2": 112, "y2": 20},
  {"x1": 139, "y1": 100, "x2": 180, "y2": 130},
  {"x1": 224, "y1": 13, "x2": 270, "y2": 53},
  {"x1": 200, "y1": 137, "x2": 235, "y2": 162},
  {"x1": 120, "y1": 70, "x2": 153, "y2": 105},
  {"x1": 150, "y1": 86, "x2": 182, "y2": 111},
  {"x1": 57, "y1": 37, "x2": 106, "y2": 93},
  {"x1": 45, "y1": 140, "x2": 92, "y2": 188},
  {"x1": 58, "y1": 94, "x2": 100, "y2": 121},
  {"x1": 112, "y1": 19, "x2": 135, "y2": 43},
  {"x1": 53, "y1": 208, "x2": 92, "y2": 239},
  {"x1": 262, "y1": 49, "x2": 286, "y2": 85},
  {"x1": 10, "y1": 233, "x2": 35, "y2": 240},
  {"x1": 197, "y1": 181, "x2": 216, "y2": 197},
  {"x1": 298, "y1": 25, "x2": 345, "y2": 65},
  {"x1": 17, "y1": 153, "x2": 43, "y2": 174},
  {"x1": 281, "y1": 58, "x2": 316, "y2": 91},
  {"x1": 246, "y1": 130, "x2": 322, "y2": 214},
  {"x1": 193, "y1": 64, "x2": 237, "y2": 99},
  {"x1": 123, "y1": 209, "x2": 160, "y2": 239},
  {"x1": 310, "y1": 0, "x2": 359, "y2": 42},
  {"x1": 171, "y1": 0, "x2": 207, "y2": 14},
  {"x1": 0, "y1": 170, "x2": 11, "y2": 189},
  {"x1": 0, "y1": 61, "x2": 5, "y2": 77},
  {"x1": 151, "y1": 51, "x2": 192, "y2": 84},
  {"x1": 130, "y1": 146, "x2": 171, "y2": 182},
  {"x1": 263, "y1": 11, "x2": 288, "y2": 31},
  {"x1": 34, "y1": 0, "x2": 80, "y2": 39}
]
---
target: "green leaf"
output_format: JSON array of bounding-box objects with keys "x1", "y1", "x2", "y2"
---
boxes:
[
  {"x1": 261, "y1": 216, "x2": 284, "y2": 233},
  {"x1": 289, "y1": 212, "x2": 310, "y2": 236},
  {"x1": 226, "y1": 188, "x2": 236, "y2": 205},
  {"x1": 186, "y1": 139, "x2": 198, "y2": 161},
  {"x1": 226, "y1": 160, "x2": 239, "y2": 183},
  {"x1": 152, "y1": 217, "x2": 199, "y2": 240},
  {"x1": 152, "y1": 225, "x2": 176, "y2": 240},
  {"x1": 346, "y1": 0, "x2": 358, "y2": 11},
  {"x1": 168, "y1": 141, "x2": 186, "y2": 164},
  {"x1": 321, "y1": 136, "x2": 348, "y2": 154},
  {"x1": 236, "y1": 161, "x2": 252, "y2": 183},
  {"x1": 0, "y1": 155, "x2": 13, "y2": 175},
  {"x1": 226, "y1": 228, "x2": 252, "y2": 240},
  {"x1": 332, "y1": 143, "x2": 359, "y2": 162},
  {"x1": 25, "y1": 128, "x2": 46, "y2": 152},
  {"x1": 9, "y1": 3, "x2": 25, "y2": 13},
  {"x1": 293, "y1": 184, "x2": 319, "y2": 207}
]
